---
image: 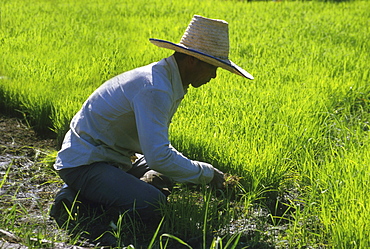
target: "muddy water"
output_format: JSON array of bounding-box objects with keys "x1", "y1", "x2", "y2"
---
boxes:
[
  {"x1": 0, "y1": 114, "x2": 296, "y2": 248},
  {"x1": 0, "y1": 114, "x2": 66, "y2": 247}
]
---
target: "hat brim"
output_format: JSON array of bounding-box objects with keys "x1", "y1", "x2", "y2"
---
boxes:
[{"x1": 149, "y1": 38, "x2": 254, "y2": 80}]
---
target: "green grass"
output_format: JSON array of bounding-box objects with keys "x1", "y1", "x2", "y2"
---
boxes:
[{"x1": 1, "y1": 0, "x2": 370, "y2": 248}]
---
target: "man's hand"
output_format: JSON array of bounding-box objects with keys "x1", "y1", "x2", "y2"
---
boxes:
[{"x1": 210, "y1": 168, "x2": 225, "y2": 189}]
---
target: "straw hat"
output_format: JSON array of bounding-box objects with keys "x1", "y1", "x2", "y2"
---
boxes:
[{"x1": 150, "y1": 15, "x2": 253, "y2": 80}]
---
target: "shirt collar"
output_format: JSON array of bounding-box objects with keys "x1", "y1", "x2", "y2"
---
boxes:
[{"x1": 163, "y1": 55, "x2": 187, "y2": 100}]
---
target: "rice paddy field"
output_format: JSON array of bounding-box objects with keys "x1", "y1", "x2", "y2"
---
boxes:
[{"x1": 1, "y1": 0, "x2": 370, "y2": 248}]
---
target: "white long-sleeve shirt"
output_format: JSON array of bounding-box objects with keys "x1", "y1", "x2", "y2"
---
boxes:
[{"x1": 54, "y1": 55, "x2": 215, "y2": 184}]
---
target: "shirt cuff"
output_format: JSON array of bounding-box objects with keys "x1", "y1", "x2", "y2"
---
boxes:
[{"x1": 194, "y1": 161, "x2": 215, "y2": 184}]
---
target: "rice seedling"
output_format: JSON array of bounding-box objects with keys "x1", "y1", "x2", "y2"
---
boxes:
[{"x1": 1, "y1": 0, "x2": 369, "y2": 247}]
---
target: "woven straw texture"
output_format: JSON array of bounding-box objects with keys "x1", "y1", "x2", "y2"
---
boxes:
[{"x1": 150, "y1": 15, "x2": 253, "y2": 79}]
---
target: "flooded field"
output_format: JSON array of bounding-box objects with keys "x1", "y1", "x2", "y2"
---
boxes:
[
  {"x1": 0, "y1": 114, "x2": 293, "y2": 248},
  {"x1": 0, "y1": 114, "x2": 72, "y2": 248}
]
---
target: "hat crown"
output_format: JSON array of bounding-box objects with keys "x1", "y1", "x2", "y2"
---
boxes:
[
  {"x1": 179, "y1": 15, "x2": 229, "y2": 60},
  {"x1": 149, "y1": 15, "x2": 254, "y2": 79}
]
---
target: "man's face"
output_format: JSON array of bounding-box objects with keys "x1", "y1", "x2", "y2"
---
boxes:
[{"x1": 189, "y1": 59, "x2": 218, "y2": 88}]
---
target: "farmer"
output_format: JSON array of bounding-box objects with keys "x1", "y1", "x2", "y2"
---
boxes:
[{"x1": 51, "y1": 14, "x2": 253, "y2": 237}]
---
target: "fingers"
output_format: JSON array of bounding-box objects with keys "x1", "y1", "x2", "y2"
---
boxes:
[{"x1": 210, "y1": 168, "x2": 225, "y2": 189}]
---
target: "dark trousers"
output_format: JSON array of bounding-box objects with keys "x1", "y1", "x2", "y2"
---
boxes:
[{"x1": 58, "y1": 156, "x2": 166, "y2": 220}]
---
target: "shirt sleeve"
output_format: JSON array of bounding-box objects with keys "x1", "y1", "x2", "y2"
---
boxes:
[{"x1": 132, "y1": 87, "x2": 214, "y2": 184}]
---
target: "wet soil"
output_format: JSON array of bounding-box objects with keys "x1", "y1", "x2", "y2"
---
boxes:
[
  {"x1": 0, "y1": 113, "x2": 55, "y2": 147},
  {"x1": 0, "y1": 113, "x2": 295, "y2": 248},
  {"x1": 0, "y1": 114, "x2": 84, "y2": 248}
]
